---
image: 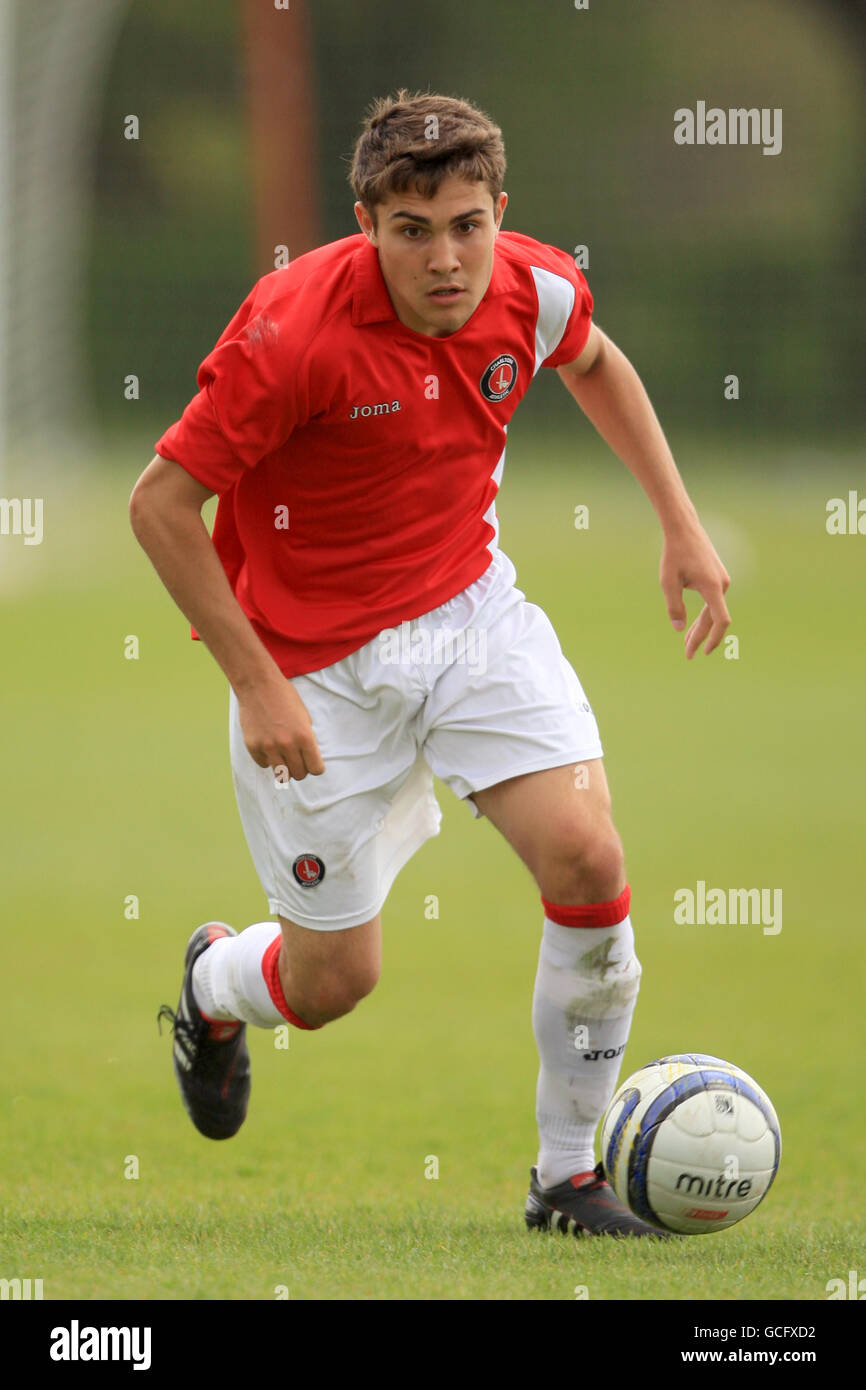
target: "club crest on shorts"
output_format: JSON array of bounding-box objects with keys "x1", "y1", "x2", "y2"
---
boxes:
[
  {"x1": 480, "y1": 354, "x2": 518, "y2": 402},
  {"x1": 292, "y1": 854, "x2": 326, "y2": 888}
]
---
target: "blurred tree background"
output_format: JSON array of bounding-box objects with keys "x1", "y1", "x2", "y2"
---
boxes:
[{"x1": 86, "y1": 0, "x2": 863, "y2": 448}]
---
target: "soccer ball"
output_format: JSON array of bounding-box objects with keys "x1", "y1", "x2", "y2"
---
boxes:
[{"x1": 600, "y1": 1053, "x2": 781, "y2": 1235}]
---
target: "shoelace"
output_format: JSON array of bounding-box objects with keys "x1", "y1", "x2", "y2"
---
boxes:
[
  {"x1": 156, "y1": 1003, "x2": 201, "y2": 1064},
  {"x1": 158, "y1": 1002, "x2": 240, "y2": 1058}
]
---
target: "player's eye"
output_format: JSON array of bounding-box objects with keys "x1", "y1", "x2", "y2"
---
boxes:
[
  {"x1": 456, "y1": 222, "x2": 478, "y2": 234},
  {"x1": 400, "y1": 225, "x2": 425, "y2": 238}
]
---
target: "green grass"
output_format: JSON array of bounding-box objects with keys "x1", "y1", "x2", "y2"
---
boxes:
[{"x1": 1, "y1": 432, "x2": 865, "y2": 1300}]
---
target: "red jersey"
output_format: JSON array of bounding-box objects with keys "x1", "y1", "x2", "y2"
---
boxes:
[{"x1": 154, "y1": 230, "x2": 592, "y2": 677}]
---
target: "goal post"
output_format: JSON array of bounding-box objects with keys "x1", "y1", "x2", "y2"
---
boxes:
[{"x1": 0, "y1": 0, "x2": 130, "y2": 495}]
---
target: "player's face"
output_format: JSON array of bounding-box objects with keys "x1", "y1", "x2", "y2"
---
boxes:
[{"x1": 354, "y1": 177, "x2": 507, "y2": 338}]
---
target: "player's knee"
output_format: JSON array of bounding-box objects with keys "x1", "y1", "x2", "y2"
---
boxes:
[
  {"x1": 541, "y1": 824, "x2": 625, "y2": 905},
  {"x1": 576, "y1": 826, "x2": 625, "y2": 902}
]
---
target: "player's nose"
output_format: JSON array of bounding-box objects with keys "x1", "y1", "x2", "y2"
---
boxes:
[{"x1": 426, "y1": 235, "x2": 460, "y2": 273}]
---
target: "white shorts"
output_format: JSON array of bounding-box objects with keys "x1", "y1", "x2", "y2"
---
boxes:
[{"x1": 229, "y1": 548, "x2": 603, "y2": 930}]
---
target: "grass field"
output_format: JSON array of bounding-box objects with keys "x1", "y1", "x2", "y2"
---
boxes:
[{"x1": 1, "y1": 431, "x2": 864, "y2": 1302}]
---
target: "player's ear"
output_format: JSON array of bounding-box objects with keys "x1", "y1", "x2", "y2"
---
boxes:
[
  {"x1": 354, "y1": 201, "x2": 378, "y2": 243},
  {"x1": 493, "y1": 191, "x2": 508, "y2": 232}
]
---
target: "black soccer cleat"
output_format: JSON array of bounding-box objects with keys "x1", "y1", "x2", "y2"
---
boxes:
[
  {"x1": 157, "y1": 922, "x2": 250, "y2": 1140},
  {"x1": 525, "y1": 1162, "x2": 675, "y2": 1239}
]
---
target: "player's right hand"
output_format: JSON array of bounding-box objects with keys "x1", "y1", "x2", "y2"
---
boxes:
[{"x1": 236, "y1": 676, "x2": 325, "y2": 780}]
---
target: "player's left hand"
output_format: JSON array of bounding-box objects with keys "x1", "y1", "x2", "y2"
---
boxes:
[{"x1": 659, "y1": 522, "x2": 731, "y2": 659}]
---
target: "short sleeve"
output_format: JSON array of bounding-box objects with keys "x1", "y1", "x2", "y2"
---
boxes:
[
  {"x1": 537, "y1": 256, "x2": 594, "y2": 370},
  {"x1": 154, "y1": 276, "x2": 305, "y2": 494}
]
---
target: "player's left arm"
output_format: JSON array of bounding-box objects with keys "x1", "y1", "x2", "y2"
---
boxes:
[{"x1": 557, "y1": 324, "x2": 730, "y2": 659}]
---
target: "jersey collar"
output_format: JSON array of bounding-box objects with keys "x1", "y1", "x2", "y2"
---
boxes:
[{"x1": 351, "y1": 234, "x2": 520, "y2": 328}]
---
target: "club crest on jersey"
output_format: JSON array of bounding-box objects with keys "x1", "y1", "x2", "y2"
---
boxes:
[
  {"x1": 292, "y1": 854, "x2": 326, "y2": 888},
  {"x1": 480, "y1": 354, "x2": 518, "y2": 402}
]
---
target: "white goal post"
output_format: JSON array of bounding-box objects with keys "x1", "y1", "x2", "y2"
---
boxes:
[{"x1": 0, "y1": 0, "x2": 131, "y2": 491}]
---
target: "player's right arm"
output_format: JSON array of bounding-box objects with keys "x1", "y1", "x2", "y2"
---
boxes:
[{"x1": 129, "y1": 453, "x2": 324, "y2": 779}]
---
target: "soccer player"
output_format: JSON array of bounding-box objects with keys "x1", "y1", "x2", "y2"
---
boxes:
[{"x1": 131, "y1": 91, "x2": 730, "y2": 1238}]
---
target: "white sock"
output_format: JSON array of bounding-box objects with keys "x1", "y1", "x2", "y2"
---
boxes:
[
  {"x1": 192, "y1": 921, "x2": 285, "y2": 1029},
  {"x1": 533, "y1": 911, "x2": 641, "y2": 1189}
]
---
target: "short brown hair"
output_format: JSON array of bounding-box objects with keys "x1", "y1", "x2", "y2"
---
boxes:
[{"x1": 349, "y1": 89, "x2": 506, "y2": 218}]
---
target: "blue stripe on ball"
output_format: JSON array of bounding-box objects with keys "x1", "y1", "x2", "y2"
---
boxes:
[{"x1": 604, "y1": 1087, "x2": 641, "y2": 1181}]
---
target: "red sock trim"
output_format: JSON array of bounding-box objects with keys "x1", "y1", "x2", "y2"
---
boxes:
[
  {"x1": 261, "y1": 936, "x2": 322, "y2": 1030},
  {"x1": 542, "y1": 884, "x2": 631, "y2": 928}
]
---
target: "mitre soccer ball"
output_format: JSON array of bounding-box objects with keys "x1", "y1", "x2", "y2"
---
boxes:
[{"x1": 600, "y1": 1054, "x2": 781, "y2": 1235}]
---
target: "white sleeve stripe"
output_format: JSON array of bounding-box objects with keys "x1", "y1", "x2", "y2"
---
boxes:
[{"x1": 530, "y1": 265, "x2": 577, "y2": 374}]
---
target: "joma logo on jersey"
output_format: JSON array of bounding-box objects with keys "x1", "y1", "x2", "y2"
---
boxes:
[
  {"x1": 480, "y1": 354, "x2": 517, "y2": 402},
  {"x1": 349, "y1": 399, "x2": 402, "y2": 419}
]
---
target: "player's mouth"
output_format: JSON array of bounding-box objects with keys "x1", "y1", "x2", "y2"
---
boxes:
[{"x1": 427, "y1": 285, "x2": 465, "y2": 301}]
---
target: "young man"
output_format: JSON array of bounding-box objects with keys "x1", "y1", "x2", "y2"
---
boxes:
[{"x1": 131, "y1": 91, "x2": 730, "y2": 1238}]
